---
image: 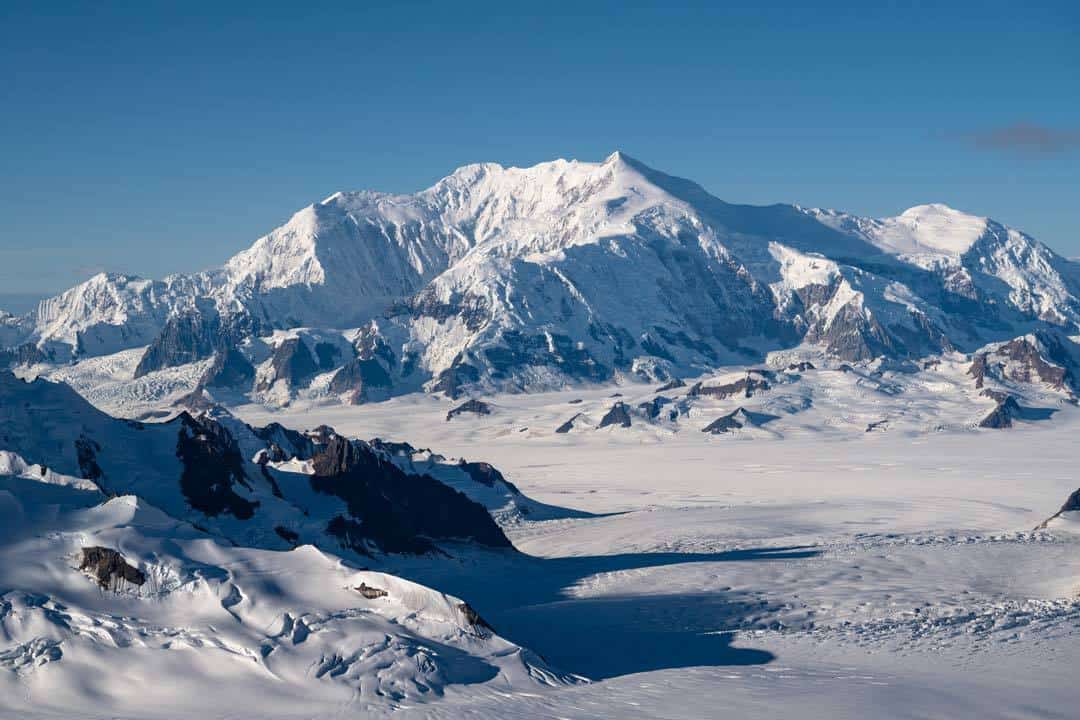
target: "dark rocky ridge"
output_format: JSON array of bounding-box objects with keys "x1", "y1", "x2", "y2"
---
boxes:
[
  {"x1": 328, "y1": 357, "x2": 392, "y2": 404},
  {"x1": 79, "y1": 546, "x2": 146, "y2": 590},
  {"x1": 555, "y1": 413, "x2": 582, "y2": 434},
  {"x1": 1035, "y1": 488, "x2": 1080, "y2": 530},
  {"x1": 309, "y1": 435, "x2": 512, "y2": 555},
  {"x1": 257, "y1": 337, "x2": 320, "y2": 392},
  {"x1": 688, "y1": 372, "x2": 771, "y2": 400},
  {"x1": 200, "y1": 345, "x2": 255, "y2": 388},
  {"x1": 598, "y1": 401, "x2": 632, "y2": 428},
  {"x1": 458, "y1": 461, "x2": 519, "y2": 494},
  {"x1": 174, "y1": 412, "x2": 258, "y2": 519},
  {"x1": 135, "y1": 312, "x2": 261, "y2": 379},
  {"x1": 702, "y1": 407, "x2": 778, "y2": 434},
  {"x1": 446, "y1": 399, "x2": 492, "y2": 421}
]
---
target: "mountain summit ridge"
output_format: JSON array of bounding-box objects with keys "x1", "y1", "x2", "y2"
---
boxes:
[{"x1": 3, "y1": 153, "x2": 1079, "y2": 404}]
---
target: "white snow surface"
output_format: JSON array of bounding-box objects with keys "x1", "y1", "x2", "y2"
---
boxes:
[{"x1": 3, "y1": 369, "x2": 1080, "y2": 717}]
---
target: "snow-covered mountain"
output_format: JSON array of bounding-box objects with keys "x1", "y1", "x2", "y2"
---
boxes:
[
  {"x1": 4, "y1": 153, "x2": 1080, "y2": 406},
  {"x1": 0, "y1": 369, "x2": 592, "y2": 713}
]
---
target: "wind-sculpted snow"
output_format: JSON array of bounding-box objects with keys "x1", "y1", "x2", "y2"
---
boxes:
[{"x1": 6, "y1": 153, "x2": 1080, "y2": 409}]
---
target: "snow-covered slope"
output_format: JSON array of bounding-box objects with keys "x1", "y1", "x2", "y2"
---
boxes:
[
  {"x1": 5, "y1": 153, "x2": 1080, "y2": 407},
  {"x1": 0, "y1": 371, "x2": 589, "y2": 716}
]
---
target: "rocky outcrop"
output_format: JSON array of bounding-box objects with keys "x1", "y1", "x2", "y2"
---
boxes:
[
  {"x1": 968, "y1": 353, "x2": 989, "y2": 388},
  {"x1": 1035, "y1": 488, "x2": 1080, "y2": 530},
  {"x1": 174, "y1": 412, "x2": 258, "y2": 519},
  {"x1": 656, "y1": 378, "x2": 685, "y2": 392},
  {"x1": 482, "y1": 330, "x2": 609, "y2": 384},
  {"x1": 446, "y1": 399, "x2": 491, "y2": 421},
  {"x1": 200, "y1": 344, "x2": 255, "y2": 389},
  {"x1": 688, "y1": 372, "x2": 771, "y2": 400},
  {"x1": 251, "y1": 422, "x2": 317, "y2": 461},
  {"x1": 978, "y1": 395, "x2": 1021, "y2": 429},
  {"x1": 79, "y1": 547, "x2": 146, "y2": 591},
  {"x1": 638, "y1": 396, "x2": 672, "y2": 420},
  {"x1": 134, "y1": 312, "x2": 260, "y2": 379},
  {"x1": 786, "y1": 361, "x2": 816, "y2": 372},
  {"x1": 702, "y1": 407, "x2": 777, "y2": 434},
  {"x1": 458, "y1": 461, "x2": 519, "y2": 494},
  {"x1": 75, "y1": 436, "x2": 103, "y2": 481},
  {"x1": 256, "y1": 337, "x2": 319, "y2": 392},
  {"x1": 355, "y1": 582, "x2": 388, "y2": 599},
  {"x1": 555, "y1": 413, "x2": 582, "y2": 434},
  {"x1": 328, "y1": 357, "x2": 392, "y2": 404},
  {"x1": 598, "y1": 401, "x2": 632, "y2": 428},
  {"x1": 429, "y1": 357, "x2": 480, "y2": 399},
  {"x1": 968, "y1": 333, "x2": 1077, "y2": 396},
  {"x1": 457, "y1": 602, "x2": 495, "y2": 637},
  {"x1": 310, "y1": 435, "x2": 512, "y2": 555}
]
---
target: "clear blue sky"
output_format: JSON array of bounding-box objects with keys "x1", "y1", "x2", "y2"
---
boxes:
[{"x1": 1, "y1": 1, "x2": 1077, "y2": 304}]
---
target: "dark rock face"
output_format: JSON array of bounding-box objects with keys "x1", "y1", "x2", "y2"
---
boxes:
[
  {"x1": 1035, "y1": 487, "x2": 1080, "y2": 530},
  {"x1": 368, "y1": 438, "x2": 419, "y2": 458},
  {"x1": 968, "y1": 354, "x2": 989, "y2": 388},
  {"x1": 355, "y1": 582, "x2": 388, "y2": 599},
  {"x1": 314, "y1": 342, "x2": 342, "y2": 371},
  {"x1": 458, "y1": 461, "x2": 519, "y2": 494},
  {"x1": 968, "y1": 334, "x2": 1076, "y2": 395},
  {"x1": 702, "y1": 407, "x2": 778, "y2": 434},
  {"x1": 354, "y1": 321, "x2": 398, "y2": 366},
  {"x1": 135, "y1": 312, "x2": 260, "y2": 379},
  {"x1": 638, "y1": 396, "x2": 671, "y2": 420},
  {"x1": 328, "y1": 357, "x2": 392, "y2": 404},
  {"x1": 200, "y1": 345, "x2": 255, "y2": 388},
  {"x1": 688, "y1": 372, "x2": 771, "y2": 400},
  {"x1": 996, "y1": 337, "x2": 1070, "y2": 389},
  {"x1": 483, "y1": 330, "x2": 610, "y2": 384},
  {"x1": 75, "y1": 436, "x2": 103, "y2": 481},
  {"x1": 598, "y1": 401, "x2": 632, "y2": 428},
  {"x1": 251, "y1": 422, "x2": 318, "y2": 460},
  {"x1": 1060, "y1": 488, "x2": 1080, "y2": 513},
  {"x1": 555, "y1": 413, "x2": 582, "y2": 434},
  {"x1": 794, "y1": 278, "x2": 955, "y2": 361},
  {"x1": 702, "y1": 410, "x2": 744, "y2": 434},
  {"x1": 409, "y1": 289, "x2": 490, "y2": 333},
  {"x1": 446, "y1": 399, "x2": 492, "y2": 421},
  {"x1": 786, "y1": 361, "x2": 816, "y2": 372},
  {"x1": 174, "y1": 412, "x2": 258, "y2": 519},
  {"x1": 135, "y1": 314, "x2": 218, "y2": 378},
  {"x1": 978, "y1": 395, "x2": 1021, "y2": 429},
  {"x1": 430, "y1": 357, "x2": 480, "y2": 399},
  {"x1": 656, "y1": 378, "x2": 685, "y2": 392},
  {"x1": 457, "y1": 602, "x2": 495, "y2": 636},
  {"x1": 257, "y1": 337, "x2": 319, "y2": 392},
  {"x1": 79, "y1": 547, "x2": 146, "y2": 590},
  {"x1": 172, "y1": 388, "x2": 217, "y2": 413},
  {"x1": 310, "y1": 435, "x2": 512, "y2": 555}
]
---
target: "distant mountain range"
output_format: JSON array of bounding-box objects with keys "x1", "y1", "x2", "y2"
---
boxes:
[{"x1": 4, "y1": 152, "x2": 1079, "y2": 406}]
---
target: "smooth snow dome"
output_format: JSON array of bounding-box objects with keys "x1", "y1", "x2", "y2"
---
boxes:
[
  {"x1": 812, "y1": 203, "x2": 989, "y2": 257},
  {"x1": 874, "y1": 204, "x2": 990, "y2": 256}
]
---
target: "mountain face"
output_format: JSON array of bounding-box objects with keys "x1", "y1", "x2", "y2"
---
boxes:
[
  {"x1": 4, "y1": 153, "x2": 1079, "y2": 405},
  {"x1": 0, "y1": 371, "x2": 516, "y2": 557},
  {"x1": 0, "y1": 372, "x2": 576, "y2": 712}
]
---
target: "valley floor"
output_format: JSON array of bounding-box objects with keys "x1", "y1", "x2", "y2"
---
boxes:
[{"x1": 219, "y1": 388, "x2": 1080, "y2": 719}]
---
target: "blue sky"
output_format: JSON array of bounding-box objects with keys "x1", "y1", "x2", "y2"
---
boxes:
[{"x1": 1, "y1": 1, "x2": 1077, "y2": 304}]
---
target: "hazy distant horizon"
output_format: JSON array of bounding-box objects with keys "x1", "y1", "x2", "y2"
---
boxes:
[{"x1": 0, "y1": 293, "x2": 45, "y2": 316}]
